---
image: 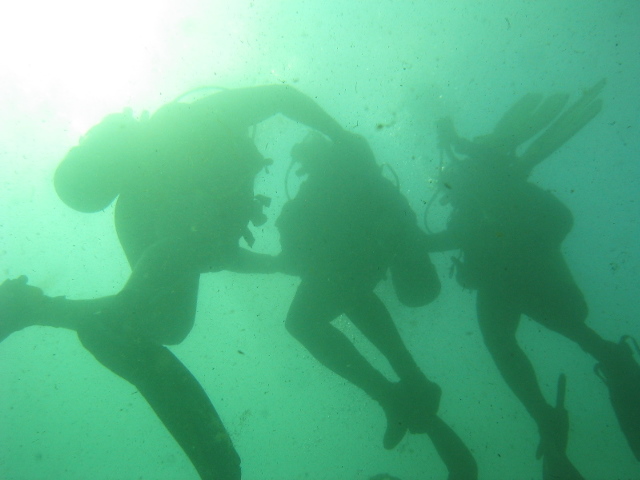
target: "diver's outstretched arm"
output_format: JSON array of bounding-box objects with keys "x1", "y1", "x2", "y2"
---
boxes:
[
  {"x1": 222, "y1": 248, "x2": 280, "y2": 274},
  {"x1": 194, "y1": 84, "x2": 346, "y2": 141},
  {"x1": 422, "y1": 230, "x2": 459, "y2": 252}
]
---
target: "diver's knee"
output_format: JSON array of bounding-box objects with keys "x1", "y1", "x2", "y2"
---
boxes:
[
  {"x1": 572, "y1": 296, "x2": 589, "y2": 324},
  {"x1": 77, "y1": 318, "x2": 122, "y2": 349},
  {"x1": 285, "y1": 315, "x2": 315, "y2": 342},
  {"x1": 77, "y1": 320, "x2": 178, "y2": 389},
  {"x1": 155, "y1": 313, "x2": 194, "y2": 345},
  {"x1": 118, "y1": 295, "x2": 195, "y2": 345},
  {"x1": 77, "y1": 320, "x2": 143, "y2": 382},
  {"x1": 481, "y1": 330, "x2": 518, "y2": 359},
  {"x1": 284, "y1": 316, "x2": 304, "y2": 339}
]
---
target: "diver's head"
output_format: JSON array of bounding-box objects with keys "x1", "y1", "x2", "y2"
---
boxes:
[{"x1": 290, "y1": 131, "x2": 338, "y2": 177}]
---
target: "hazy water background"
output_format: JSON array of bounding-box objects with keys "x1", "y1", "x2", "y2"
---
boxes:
[{"x1": 0, "y1": 1, "x2": 638, "y2": 479}]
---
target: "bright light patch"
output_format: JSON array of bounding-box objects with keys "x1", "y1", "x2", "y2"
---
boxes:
[
  {"x1": 0, "y1": 0, "x2": 186, "y2": 136},
  {"x1": 0, "y1": 0, "x2": 255, "y2": 137},
  {"x1": 0, "y1": 0, "x2": 168, "y2": 99}
]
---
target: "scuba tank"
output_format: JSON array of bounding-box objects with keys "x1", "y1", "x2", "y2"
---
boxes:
[{"x1": 55, "y1": 109, "x2": 140, "y2": 212}]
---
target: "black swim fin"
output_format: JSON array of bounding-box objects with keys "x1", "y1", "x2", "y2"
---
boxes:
[
  {"x1": 380, "y1": 383, "x2": 410, "y2": 450},
  {"x1": 369, "y1": 474, "x2": 403, "y2": 480},
  {"x1": 482, "y1": 91, "x2": 570, "y2": 156},
  {"x1": 518, "y1": 79, "x2": 606, "y2": 176},
  {"x1": 540, "y1": 374, "x2": 586, "y2": 480},
  {"x1": 595, "y1": 335, "x2": 640, "y2": 461},
  {"x1": 0, "y1": 276, "x2": 56, "y2": 343}
]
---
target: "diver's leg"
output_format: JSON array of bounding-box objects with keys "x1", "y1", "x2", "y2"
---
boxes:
[
  {"x1": 0, "y1": 237, "x2": 203, "y2": 343},
  {"x1": 345, "y1": 295, "x2": 475, "y2": 474},
  {"x1": 285, "y1": 280, "x2": 405, "y2": 448},
  {"x1": 0, "y1": 281, "x2": 241, "y2": 480},
  {"x1": 1, "y1": 239, "x2": 241, "y2": 478},
  {"x1": 0, "y1": 274, "x2": 120, "y2": 342},
  {"x1": 476, "y1": 289, "x2": 552, "y2": 425},
  {"x1": 346, "y1": 292, "x2": 423, "y2": 382},
  {"x1": 78, "y1": 266, "x2": 241, "y2": 480},
  {"x1": 77, "y1": 319, "x2": 240, "y2": 480},
  {"x1": 517, "y1": 258, "x2": 610, "y2": 358},
  {"x1": 286, "y1": 280, "x2": 391, "y2": 399},
  {"x1": 346, "y1": 292, "x2": 442, "y2": 426},
  {"x1": 535, "y1": 295, "x2": 639, "y2": 399},
  {"x1": 477, "y1": 289, "x2": 583, "y2": 477},
  {"x1": 423, "y1": 416, "x2": 478, "y2": 480},
  {"x1": 78, "y1": 243, "x2": 243, "y2": 480},
  {"x1": 523, "y1": 266, "x2": 627, "y2": 365},
  {"x1": 525, "y1": 267, "x2": 640, "y2": 462},
  {"x1": 563, "y1": 320, "x2": 640, "y2": 459}
]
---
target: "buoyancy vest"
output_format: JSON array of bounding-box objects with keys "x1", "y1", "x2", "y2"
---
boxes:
[
  {"x1": 55, "y1": 103, "x2": 269, "y2": 251},
  {"x1": 449, "y1": 181, "x2": 573, "y2": 289},
  {"x1": 277, "y1": 161, "x2": 439, "y2": 306}
]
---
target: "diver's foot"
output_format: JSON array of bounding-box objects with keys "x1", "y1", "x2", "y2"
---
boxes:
[
  {"x1": 538, "y1": 415, "x2": 585, "y2": 480},
  {"x1": 537, "y1": 393, "x2": 585, "y2": 480},
  {"x1": 542, "y1": 450, "x2": 585, "y2": 480},
  {"x1": 380, "y1": 383, "x2": 411, "y2": 450},
  {"x1": 595, "y1": 336, "x2": 640, "y2": 461},
  {"x1": 404, "y1": 375, "x2": 442, "y2": 434},
  {"x1": 382, "y1": 414, "x2": 408, "y2": 451},
  {"x1": 379, "y1": 375, "x2": 442, "y2": 447},
  {"x1": 0, "y1": 276, "x2": 47, "y2": 342}
]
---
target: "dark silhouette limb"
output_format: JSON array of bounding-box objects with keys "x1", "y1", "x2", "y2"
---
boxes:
[
  {"x1": 285, "y1": 280, "x2": 392, "y2": 401},
  {"x1": 541, "y1": 375, "x2": 585, "y2": 480},
  {"x1": 423, "y1": 416, "x2": 478, "y2": 480},
  {"x1": 347, "y1": 292, "x2": 442, "y2": 429},
  {"x1": 78, "y1": 320, "x2": 240, "y2": 480},
  {"x1": 476, "y1": 290, "x2": 552, "y2": 424}
]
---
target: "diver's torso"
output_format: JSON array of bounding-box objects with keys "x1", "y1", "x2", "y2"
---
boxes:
[
  {"x1": 277, "y1": 170, "x2": 409, "y2": 287},
  {"x1": 449, "y1": 181, "x2": 573, "y2": 289},
  {"x1": 119, "y1": 103, "x2": 262, "y2": 258}
]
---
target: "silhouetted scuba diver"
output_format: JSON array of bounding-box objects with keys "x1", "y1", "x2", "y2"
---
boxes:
[
  {"x1": 426, "y1": 79, "x2": 640, "y2": 480},
  {"x1": 0, "y1": 85, "x2": 350, "y2": 480},
  {"x1": 274, "y1": 132, "x2": 478, "y2": 480}
]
